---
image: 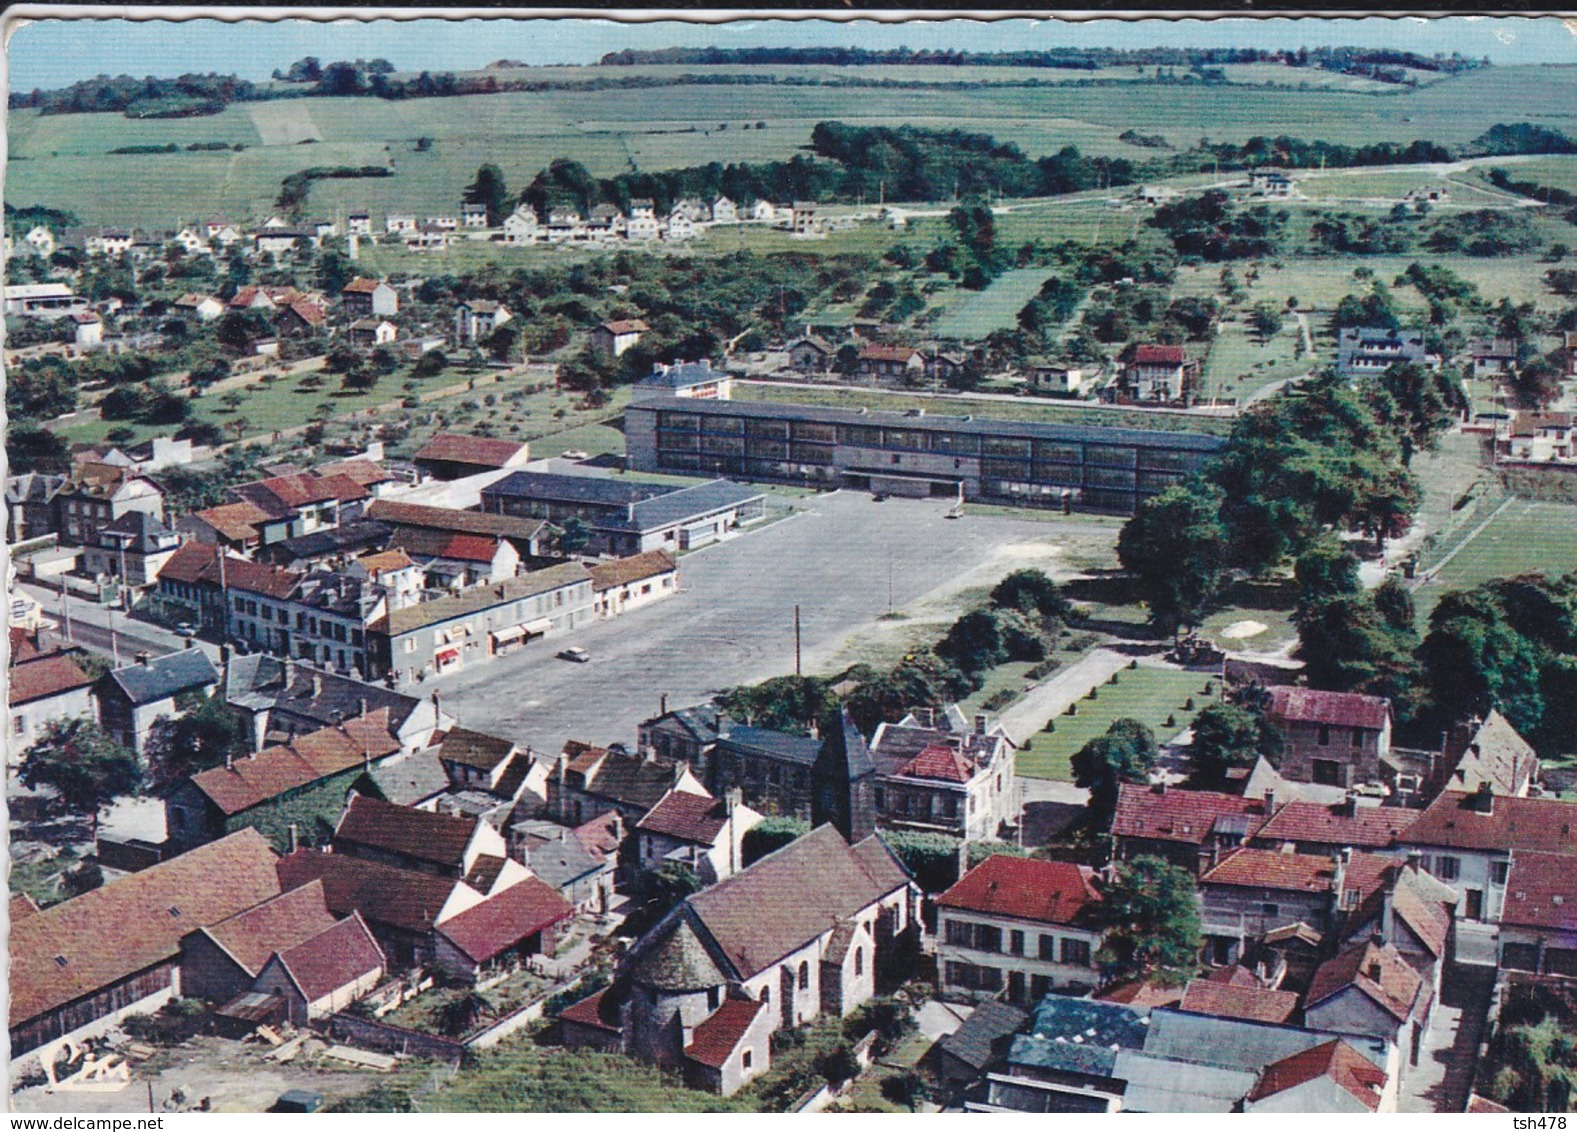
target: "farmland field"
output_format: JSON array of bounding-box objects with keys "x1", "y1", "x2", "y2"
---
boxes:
[
  {"x1": 1017, "y1": 666, "x2": 1218, "y2": 781},
  {"x1": 11, "y1": 64, "x2": 1577, "y2": 227},
  {"x1": 932, "y1": 267, "x2": 1056, "y2": 339}
]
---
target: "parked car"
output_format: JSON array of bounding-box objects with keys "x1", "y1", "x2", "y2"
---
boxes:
[
  {"x1": 556, "y1": 646, "x2": 591, "y2": 663},
  {"x1": 559, "y1": 449, "x2": 590, "y2": 461},
  {"x1": 174, "y1": 621, "x2": 198, "y2": 637}
]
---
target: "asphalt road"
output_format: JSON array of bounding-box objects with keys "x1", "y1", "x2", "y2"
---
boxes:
[
  {"x1": 18, "y1": 581, "x2": 216, "y2": 665},
  {"x1": 429, "y1": 491, "x2": 1110, "y2": 755}
]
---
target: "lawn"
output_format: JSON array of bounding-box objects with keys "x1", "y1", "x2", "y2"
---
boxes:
[
  {"x1": 1415, "y1": 497, "x2": 1577, "y2": 624},
  {"x1": 1198, "y1": 317, "x2": 1308, "y2": 406},
  {"x1": 1018, "y1": 666, "x2": 1220, "y2": 781},
  {"x1": 932, "y1": 268, "x2": 1056, "y2": 340},
  {"x1": 958, "y1": 660, "x2": 1040, "y2": 718}
]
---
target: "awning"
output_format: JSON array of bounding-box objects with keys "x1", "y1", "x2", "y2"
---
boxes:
[
  {"x1": 490, "y1": 625, "x2": 526, "y2": 645},
  {"x1": 436, "y1": 647, "x2": 460, "y2": 664},
  {"x1": 522, "y1": 618, "x2": 554, "y2": 636}
]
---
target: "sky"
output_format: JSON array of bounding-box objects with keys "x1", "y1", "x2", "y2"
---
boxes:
[{"x1": 5, "y1": 13, "x2": 1576, "y2": 93}]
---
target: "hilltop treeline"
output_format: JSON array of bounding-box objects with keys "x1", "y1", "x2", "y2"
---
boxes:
[
  {"x1": 10, "y1": 72, "x2": 260, "y2": 116},
  {"x1": 597, "y1": 44, "x2": 1488, "y2": 82},
  {"x1": 518, "y1": 123, "x2": 1135, "y2": 213}
]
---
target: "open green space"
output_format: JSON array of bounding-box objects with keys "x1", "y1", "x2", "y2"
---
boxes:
[
  {"x1": 957, "y1": 660, "x2": 1040, "y2": 718},
  {"x1": 1416, "y1": 497, "x2": 1577, "y2": 625},
  {"x1": 1198, "y1": 317, "x2": 1308, "y2": 406},
  {"x1": 732, "y1": 380, "x2": 1232, "y2": 435},
  {"x1": 13, "y1": 64, "x2": 1577, "y2": 227},
  {"x1": 932, "y1": 267, "x2": 1057, "y2": 340},
  {"x1": 1018, "y1": 665, "x2": 1218, "y2": 781}
]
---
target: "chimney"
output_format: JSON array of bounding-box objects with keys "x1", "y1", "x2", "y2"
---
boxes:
[
  {"x1": 1379, "y1": 875, "x2": 1396, "y2": 946},
  {"x1": 225, "y1": 752, "x2": 234, "y2": 770},
  {"x1": 1153, "y1": 780, "x2": 1167, "y2": 796},
  {"x1": 1263, "y1": 789, "x2": 1276, "y2": 815},
  {"x1": 311, "y1": 673, "x2": 323, "y2": 698},
  {"x1": 184, "y1": 637, "x2": 194, "y2": 650},
  {"x1": 432, "y1": 689, "x2": 442, "y2": 720},
  {"x1": 1406, "y1": 848, "x2": 1423, "y2": 874},
  {"x1": 973, "y1": 713, "x2": 988, "y2": 736},
  {"x1": 135, "y1": 651, "x2": 151, "y2": 666},
  {"x1": 726, "y1": 787, "x2": 742, "y2": 814},
  {"x1": 808, "y1": 719, "x2": 820, "y2": 741},
  {"x1": 360, "y1": 697, "x2": 369, "y2": 719},
  {"x1": 288, "y1": 823, "x2": 299, "y2": 853},
  {"x1": 1341, "y1": 791, "x2": 1359, "y2": 818},
  {"x1": 660, "y1": 693, "x2": 669, "y2": 717}
]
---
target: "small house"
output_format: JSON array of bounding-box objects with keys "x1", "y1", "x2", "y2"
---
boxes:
[{"x1": 97, "y1": 648, "x2": 220, "y2": 755}]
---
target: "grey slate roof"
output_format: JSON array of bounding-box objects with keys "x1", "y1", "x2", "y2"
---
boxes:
[
  {"x1": 639, "y1": 361, "x2": 721, "y2": 390},
  {"x1": 1007, "y1": 996, "x2": 1150, "y2": 1078},
  {"x1": 105, "y1": 649, "x2": 220, "y2": 706},
  {"x1": 365, "y1": 751, "x2": 451, "y2": 807},
  {"x1": 614, "y1": 479, "x2": 763, "y2": 534},
  {"x1": 1142, "y1": 1007, "x2": 1389, "y2": 1074},
  {"x1": 938, "y1": 1001, "x2": 1028, "y2": 1071},
  {"x1": 485, "y1": 470, "x2": 668, "y2": 508},
  {"x1": 263, "y1": 520, "x2": 391, "y2": 565},
  {"x1": 632, "y1": 393, "x2": 1228, "y2": 453},
  {"x1": 817, "y1": 709, "x2": 877, "y2": 780},
  {"x1": 97, "y1": 509, "x2": 178, "y2": 553},
  {"x1": 513, "y1": 820, "x2": 607, "y2": 891},
  {"x1": 482, "y1": 472, "x2": 763, "y2": 535},
  {"x1": 714, "y1": 719, "x2": 823, "y2": 766},
  {"x1": 1113, "y1": 1050, "x2": 1258, "y2": 1113},
  {"x1": 230, "y1": 659, "x2": 427, "y2": 738}
]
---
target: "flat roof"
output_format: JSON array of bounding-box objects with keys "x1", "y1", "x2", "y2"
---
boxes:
[{"x1": 630, "y1": 394, "x2": 1226, "y2": 452}]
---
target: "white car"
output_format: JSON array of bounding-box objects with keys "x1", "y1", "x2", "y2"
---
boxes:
[
  {"x1": 556, "y1": 646, "x2": 591, "y2": 663},
  {"x1": 559, "y1": 450, "x2": 590, "y2": 461}
]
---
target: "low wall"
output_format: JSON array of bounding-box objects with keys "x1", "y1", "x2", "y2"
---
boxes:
[
  {"x1": 320, "y1": 1013, "x2": 464, "y2": 1065},
  {"x1": 463, "y1": 974, "x2": 584, "y2": 1050}
]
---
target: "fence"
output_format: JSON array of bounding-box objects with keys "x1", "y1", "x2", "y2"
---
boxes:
[{"x1": 320, "y1": 1012, "x2": 464, "y2": 1066}]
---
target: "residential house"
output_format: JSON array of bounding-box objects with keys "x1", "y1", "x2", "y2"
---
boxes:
[
  {"x1": 791, "y1": 201, "x2": 819, "y2": 236},
  {"x1": 1265, "y1": 686, "x2": 1392, "y2": 789},
  {"x1": 1499, "y1": 850, "x2": 1577, "y2": 976},
  {"x1": 384, "y1": 214, "x2": 417, "y2": 234},
  {"x1": 331, "y1": 793, "x2": 529, "y2": 894},
  {"x1": 711, "y1": 196, "x2": 738, "y2": 225},
  {"x1": 7, "y1": 630, "x2": 96, "y2": 761},
  {"x1": 1400, "y1": 786, "x2": 1577, "y2": 922},
  {"x1": 785, "y1": 335, "x2": 835, "y2": 373},
  {"x1": 258, "y1": 519, "x2": 394, "y2": 572},
  {"x1": 937, "y1": 855, "x2": 1105, "y2": 1006},
  {"x1": 637, "y1": 703, "x2": 722, "y2": 774},
  {"x1": 172, "y1": 292, "x2": 225, "y2": 322},
  {"x1": 747, "y1": 200, "x2": 777, "y2": 222},
  {"x1": 665, "y1": 213, "x2": 696, "y2": 241},
  {"x1": 97, "y1": 648, "x2": 220, "y2": 755},
  {"x1": 177, "y1": 500, "x2": 275, "y2": 552},
  {"x1": 64, "y1": 226, "x2": 136, "y2": 257},
  {"x1": 635, "y1": 359, "x2": 732, "y2": 401},
  {"x1": 221, "y1": 654, "x2": 447, "y2": 754},
  {"x1": 365, "y1": 562, "x2": 593, "y2": 686},
  {"x1": 231, "y1": 470, "x2": 372, "y2": 543},
  {"x1": 453, "y1": 300, "x2": 512, "y2": 346},
  {"x1": 866, "y1": 706, "x2": 1019, "y2": 841},
  {"x1": 22, "y1": 225, "x2": 56, "y2": 256},
  {"x1": 410, "y1": 432, "x2": 532, "y2": 480},
  {"x1": 359, "y1": 750, "x2": 452, "y2": 811},
  {"x1": 510, "y1": 819, "x2": 616, "y2": 912},
  {"x1": 479, "y1": 470, "x2": 765, "y2": 556},
  {"x1": 250, "y1": 911, "x2": 386, "y2": 1024},
  {"x1": 560, "y1": 824, "x2": 916, "y2": 1096},
  {"x1": 6, "y1": 472, "x2": 69, "y2": 541},
  {"x1": 431, "y1": 876, "x2": 575, "y2": 982},
  {"x1": 1249, "y1": 794, "x2": 1418, "y2": 858},
  {"x1": 1468, "y1": 338, "x2": 1518, "y2": 378},
  {"x1": 1110, "y1": 783, "x2": 1270, "y2": 874},
  {"x1": 502, "y1": 206, "x2": 542, "y2": 245},
  {"x1": 1177, "y1": 977, "x2": 1299, "y2": 1025},
  {"x1": 934, "y1": 1001, "x2": 1030, "y2": 1089},
  {"x1": 71, "y1": 311, "x2": 104, "y2": 350},
  {"x1": 1124, "y1": 345, "x2": 1199, "y2": 404},
  {"x1": 7, "y1": 830, "x2": 280, "y2": 1067},
  {"x1": 1244, "y1": 1039, "x2": 1391, "y2": 1113},
  {"x1": 1336, "y1": 327, "x2": 1431, "y2": 379},
  {"x1": 80, "y1": 510, "x2": 181, "y2": 587},
  {"x1": 347, "y1": 318, "x2": 398, "y2": 348},
  {"x1": 1498, "y1": 412, "x2": 1577, "y2": 463},
  {"x1": 204, "y1": 220, "x2": 242, "y2": 246},
  {"x1": 544, "y1": 209, "x2": 586, "y2": 244},
  {"x1": 1026, "y1": 360, "x2": 1085, "y2": 395},
  {"x1": 1304, "y1": 939, "x2": 1430, "y2": 1074},
  {"x1": 275, "y1": 297, "x2": 329, "y2": 337},
  {"x1": 164, "y1": 710, "x2": 404, "y2": 854},
  {"x1": 626, "y1": 200, "x2": 661, "y2": 241},
  {"x1": 706, "y1": 721, "x2": 824, "y2": 821},
  {"x1": 1197, "y1": 846, "x2": 1393, "y2": 966},
  {"x1": 634, "y1": 786, "x2": 762, "y2": 885},
  {"x1": 340, "y1": 277, "x2": 398, "y2": 317},
  {"x1": 857, "y1": 343, "x2": 925, "y2": 381},
  {"x1": 3, "y1": 282, "x2": 88, "y2": 319},
  {"x1": 549, "y1": 742, "x2": 700, "y2": 829},
  {"x1": 461, "y1": 202, "x2": 489, "y2": 228},
  {"x1": 1435, "y1": 710, "x2": 1539, "y2": 797},
  {"x1": 254, "y1": 227, "x2": 321, "y2": 255},
  {"x1": 589, "y1": 550, "x2": 679, "y2": 618},
  {"x1": 346, "y1": 214, "x2": 372, "y2": 237},
  {"x1": 179, "y1": 880, "x2": 339, "y2": 1006},
  {"x1": 56, "y1": 463, "x2": 165, "y2": 548},
  {"x1": 590, "y1": 318, "x2": 648, "y2": 358},
  {"x1": 387, "y1": 526, "x2": 521, "y2": 590},
  {"x1": 587, "y1": 204, "x2": 627, "y2": 239},
  {"x1": 365, "y1": 498, "x2": 554, "y2": 559}
]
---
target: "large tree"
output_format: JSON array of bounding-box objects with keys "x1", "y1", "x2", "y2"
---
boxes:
[
  {"x1": 144, "y1": 695, "x2": 251, "y2": 787},
  {"x1": 466, "y1": 163, "x2": 511, "y2": 226},
  {"x1": 1189, "y1": 702, "x2": 1280, "y2": 788},
  {"x1": 1097, "y1": 855, "x2": 1203, "y2": 979},
  {"x1": 1071, "y1": 718, "x2": 1158, "y2": 827},
  {"x1": 19, "y1": 719, "x2": 143, "y2": 837},
  {"x1": 1117, "y1": 481, "x2": 1230, "y2": 634}
]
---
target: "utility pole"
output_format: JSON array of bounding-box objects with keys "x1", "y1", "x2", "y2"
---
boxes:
[
  {"x1": 109, "y1": 604, "x2": 120, "y2": 667},
  {"x1": 794, "y1": 605, "x2": 802, "y2": 677}
]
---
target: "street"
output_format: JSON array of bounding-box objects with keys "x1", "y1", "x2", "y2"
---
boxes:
[
  {"x1": 428, "y1": 491, "x2": 1112, "y2": 754},
  {"x1": 18, "y1": 581, "x2": 218, "y2": 666}
]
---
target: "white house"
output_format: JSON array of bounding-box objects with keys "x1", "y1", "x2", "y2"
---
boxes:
[
  {"x1": 711, "y1": 196, "x2": 738, "y2": 225},
  {"x1": 461, "y1": 202, "x2": 489, "y2": 228},
  {"x1": 503, "y1": 206, "x2": 542, "y2": 245},
  {"x1": 23, "y1": 226, "x2": 55, "y2": 257},
  {"x1": 627, "y1": 200, "x2": 661, "y2": 241},
  {"x1": 347, "y1": 213, "x2": 373, "y2": 237},
  {"x1": 453, "y1": 300, "x2": 512, "y2": 347},
  {"x1": 634, "y1": 785, "x2": 763, "y2": 885},
  {"x1": 385, "y1": 214, "x2": 418, "y2": 234}
]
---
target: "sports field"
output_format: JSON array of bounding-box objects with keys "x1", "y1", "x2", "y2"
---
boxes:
[
  {"x1": 1017, "y1": 665, "x2": 1217, "y2": 781},
  {"x1": 1415, "y1": 497, "x2": 1577, "y2": 623},
  {"x1": 932, "y1": 267, "x2": 1057, "y2": 340},
  {"x1": 12, "y1": 64, "x2": 1577, "y2": 227}
]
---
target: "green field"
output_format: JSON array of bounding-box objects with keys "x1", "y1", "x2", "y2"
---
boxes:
[
  {"x1": 1018, "y1": 666, "x2": 1218, "y2": 781},
  {"x1": 1416, "y1": 497, "x2": 1577, "y2": 621},
  {"x1": 1198, "y1": 317, "x2": 1308, "y2": 406},
  {"x1": 732, "y1": 380, "x2": 1232, "y2": 434},
  {"x1": 932, "y1": 267, "x2": 1057, "y2": 339},
  {"x1": 12, "y1": 64, "x2": 1577, "y2": 227}
]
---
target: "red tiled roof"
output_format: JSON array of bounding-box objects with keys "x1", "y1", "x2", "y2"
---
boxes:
[
  {"x1": 559, "y1": 987, "x2": 620, "y2": 1033},
  {"x1": 1111, "y1": 784, "x2": 1266, "y2": 848},
  {"x1": 1248, "y1": 1039, "x2": 1386, "y2": 1110},
  {"x1": 895, "y1": 744, "x2": 975, "y2": 784},
  {"x1": 1403, "y1": 791, "x2": 1577, "y2": 855},
  {"x1": 685, "y1": 996, "x2": 766, "y2": 1070},
  {"x1": 366, "y1": 499, "x2": 548, "y2": 541},
  {"x1": 334, "y1": 794, "x2": 478, "y2": 871},
  {"x1": 189, "y1": 500, "x2": 280, "y2": 542},
  {"x1": 1095, "y1": 979, "x2": 1184, "y2": 1009},
  {"x1": 637, "y1": 790, "x2": 730, "y2": 845},
  {"x1": 356, "y1": 549, "x2": 415, "y2": 574},
  {"x1": 413, "y1": 433, "x2": 529, "y2": 469},
  {"x1": 858, "y1": 344, "x2": 919, "y2": 363},
  {"x1": 277, "y1": 850, "x2": 461, "y2": 934},
  {"x1": 219, "y1": 555, "x2": 303, "y2": 601},
  {"x1": 1308, "y1": 940, "x2": 1423, "y2": 1023},
  {"x1": 1502, "y1": 851, "x2": 1577, "y2": 932},
  {"x1": 283, "y1": 298, "x2": 328, "y2": 326},
  {"x1": 200, "y1": 880, "x2": 337, "y2": 976},
  {"x1": 1180, "y1": 979, "x2": 1299, "y2": 1024},
  {"x1": 438, "y1": 533, "x2": 503, "y2": 563},
  {"x1": 1253, "y1": 801, "x2": 1417, "y2": 849},
  {"x1": 10, "y1": 830, "x2": 280, "y2": 1027},
  {"x1": 436, "y1": 877, "x2": 574, "y2": 965},
  {"x1": 10, "y1": 892, "x2": 41, "y2": 922},
  {"x1": 600, "y1": 319, "x2": 649, "y2": 335},
  {"x1": 1134, "y1": 344, "x2": 1186, "y2": 365},
  {"x1": 274, "y1": 912, "x2": 384, "y2": 1001},
  {"x1": 589, "y1": 550, "x2": 677, "y2": 592},
  {"x1": 239, "y1": 472, "x2": 361, "y2": 510},
  {"x1": 1201, "y1": 847, "x2": 1393, "y2": 899},
  {"x1": 8, "y1": 653, "x2": 94, "y2": 706},
  {"x1": 341, "y1": 277, "x2": 385, "y2": 295},
  {"x1": 573, "y1": 810, "x2": 624, "y2": 863},
  {"x1": 1205, "y1": 964, "x2": 1262, "y2": 987},
  {"x1": 1469, "y1": 1096, "x2": 1512, "y2": 1114},
  {"x1": 319, "y1": 459, "x2": 395, "y2": 488},
  {"x1": 937, "y1": 855, "x2": 1100, "y2": 927},
  {"x1": 189, "y1": 713, "x2": 399, "y2": 816},
  {"x1": 1267, "y1": 686, "x2": 1390, "y2": 731}
]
